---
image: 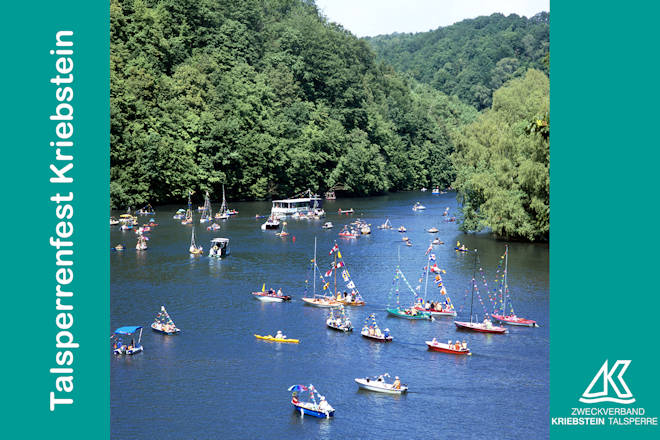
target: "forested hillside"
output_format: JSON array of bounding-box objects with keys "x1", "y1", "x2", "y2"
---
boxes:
[
  {"x1": 367, "y1": 12, "x2": 549, "y2": 110},
  {"x1": 110, "y1": 0, "x2": 477, "y2": 207}
]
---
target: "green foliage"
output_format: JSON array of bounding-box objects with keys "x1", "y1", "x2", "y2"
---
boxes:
[
  {"x1": 367, "y1": 12, "x2": 549, "y2": 110},
  {"x1": 110, "y1": 0, "x2": 477, "y2": 208},
  {"x1": 452, "y1": 69, "x2": 549, "y2": 241}
]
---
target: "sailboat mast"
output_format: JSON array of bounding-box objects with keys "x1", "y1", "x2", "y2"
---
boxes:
[
  {"x1": 502, "y1": 244, "x2": 509, "y2": 315},
  {"x1": 470, "y1": 249, "x2": 477, "y2": 323},
  {"x1": 423, "y1": 245, "x2": 431, "y2": 303},
  {"x1": 313, "y1": 237, "x2": 317, "y2": 295},
  {"x1": 334, "y1": 247, "x2": 338, "y2": 297}
]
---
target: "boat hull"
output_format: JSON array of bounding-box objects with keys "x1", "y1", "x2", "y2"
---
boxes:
[
  {"x1": 354, "y1": 379, "x2": 407, "y2": 394},
  {"x1": 425, "y1": 341, "x2": 470, "y2": 355},
  {"x1": 413, "y1": 306, "x2": 456, "y2": 317},
  {"x1": 491, "y1": 314, "x2": 538, "y2": 327},
  {"x1": 150, "y1": 323, "x2": 180, "y2": 335},
  {"x1": 454, "y1": 321, "x2": 507, "y2": 334},
  {"x1": 252, "y1": 292, "x2": 291, "y2": 302},
  {"x1": 301, "y1": 297, "x2": 340, "y2": 308},
  {"x1": 386, "y1": 308, "x2": 432, "y2": 320},
  {"x1": 326, "y1": 322, "x2": 353, "y2": 332},
  {"x1": 361, "y1": 331, "x2": 392, "y2": 342},
  {"x1": 292, "y1": 402, "x2": 334, "y2": 418}
]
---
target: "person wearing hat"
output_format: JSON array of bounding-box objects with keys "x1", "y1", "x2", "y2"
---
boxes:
[
  {"x1": 393, "y1": 376, "x2": 401, "y2": 390},
  {"x1": 383, "y1": 328, "x2": 390, "y2": 338},
  {"x1": 318, "y1": 395, "x2": 329, "y2": 412}
]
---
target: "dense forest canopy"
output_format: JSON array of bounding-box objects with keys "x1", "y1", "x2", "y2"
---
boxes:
[
  {"x1": 452, "y1": 69, "x2": 549, "y2": 241},
  {"x1": 366, "y1": 12, "x2": 549, "y2": 110},
  {"x1": 110, "y1": 0, "x2": 477, "y2": 208}
]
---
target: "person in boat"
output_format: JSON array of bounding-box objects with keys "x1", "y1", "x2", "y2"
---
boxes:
[
  {"x1": 410, "y1": 307, "x2": 418, "y2": 316},
  {"x1": 343, "y1": 291, "x2": 348, "y2": 299},
  {"x1": 351, "y1": 291, "x2": 356, "y2": 302},
  {"x1": 275, "y1": 330, "x2": 285, "y2": 339},
  {"x1": 277, "y1": 288, "x2": 283, "y2": 296},
  {"x1": 393, "y1": 376, "x2": 401, "y2": 389},
  {"x1": 431, "y1": 337, "x2": 438, "y2": 345},
  {"x1": 425, "y1": 301, "x2": 431, "y2": 310},
  {"x1": 383, "y1": 328, "x2": 390, "y2": 338},
  {"x1": 454, "y1": 341, "x2": 461, "y2": 350},
  {"x1": 318, "y1": 396, "x2": 329, "y2": 412},
  {"x1": 268, "y1": 288, "x2": 275, "y2": 295},
  {"x1": 291, "y1": 392, "x2": 299, "y2": 404}
]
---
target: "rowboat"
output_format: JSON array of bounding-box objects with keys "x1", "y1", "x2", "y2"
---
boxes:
[
  {"x1": 288, "y1": 385, "x2": 334, "y2": 418},
  {"x1": 252, "y1": 290, "x2": 291, "y2": 302},
  {"x1": 412, "y1": 202, "x2": 426, "y2": 211},
  {"x1": 361, "y1": 328, "x2": 392, "y2": 342},
  {"x1": 361, "y1": 314, "x2": 392, "y2": 341},
  {"x1": 254, "y1": 334, "x2": 299, "y2": 344},
  {"x1": 355, "y1": 375, "x2": 407, "y2": 394},
  {"x1": 326, "y1": 305, "x2": 353, "y2": 332},
  {"x1": 426, "y1": 339, "x2": 471, "y2": 355},
  {"x1": 427, "y1": 227, "x2": 439, "y2": 233},
  {"x1": 398, "y1": 226, "x2": 407, "y2": 232}
]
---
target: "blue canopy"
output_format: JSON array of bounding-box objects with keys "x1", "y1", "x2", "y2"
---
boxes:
[
  {"x1": 114, "y1": 326, "x2": 142, "y2": 335},
  {"x1": 287, "y1": 385, "x2": 308, "y2": 392}
]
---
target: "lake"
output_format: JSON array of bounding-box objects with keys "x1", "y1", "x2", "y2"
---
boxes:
[{"x1": 111, "y1": 191, "x2": 549, "y2": 439}]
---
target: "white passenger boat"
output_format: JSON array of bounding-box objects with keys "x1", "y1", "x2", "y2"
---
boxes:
[{"x1": 354, "y1": 374, "x2": 407, "y2": 394}]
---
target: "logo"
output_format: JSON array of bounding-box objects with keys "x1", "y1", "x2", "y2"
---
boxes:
[{"x1": 579, "y1": 360, "x2": 635, "y2": 404}]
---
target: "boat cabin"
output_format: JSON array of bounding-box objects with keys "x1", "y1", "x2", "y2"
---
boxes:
[
  {"x1": 271, "y1": 196, "x2": 322, "y2": 215},
  {"x1": 209, "y1": 238, "x2": 230, "y2": 257}
]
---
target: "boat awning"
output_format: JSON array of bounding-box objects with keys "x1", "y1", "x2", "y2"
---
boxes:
[
  {"x1": 210, "y1": 238, "x2": 229, "y2": 244},
  {"x1": 114, "y1": 326, "x2": 142, "y2": 335}
]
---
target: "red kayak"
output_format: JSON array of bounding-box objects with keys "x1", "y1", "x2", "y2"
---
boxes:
[
  {"x1": 491, "y1": 314, "x2": 538, "y2": 327},
  {"x1": 454, "y1": 320, "x2": 507, "y2": 334},
  {"x1": 426, "y1": 340, "x2": 471, "y2": 355}
]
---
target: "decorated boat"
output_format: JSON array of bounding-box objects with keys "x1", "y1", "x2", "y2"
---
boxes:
[
  {"x1": 355, "y1": 374, "x2": 407, "y2": 394},
  {"x1": 181, "y1": 191, "x2": 194, "y2": 225},
  {"x1": 412, "y1": 247, "x2": 457, "y2": 316},
  {"x1": 288, "y1": 385, "x2": 334, "y2": 418},
  {"x1": 361, "y1": 314, "x2": 392, "y2": 341},
  {"x1": 426, "y1": 338, "x2": 470, "y2": 355},
  {"x1": 136, "y1": 204, "x2": 155, "y2": 215},
  {"x1": 378, "y1": 218, "x2": 392, "y2": 229},
  {"x1": 386, "y1": 265, "x2": 432, "y2": 320},
  {"x1": 151, "y1": 306, "x2": 180, "y2": 334},
  {"x1": 255, "y1": 331, "x2": 299, "y2": 344},
  {"x1": 252, "y1": 285, "x2": 291, "y2": 302},
  {"x1": 326, "y1": 243, "x2": 365, "y2": 306},
  {"x1": 490, "y1": 245, "x2": 539, "y2": 327},
  {"x1": 199, "y1": 191, "x2": 213, "y2": 223},
  {"x1": 135, "y1": 234, "x2": 148, "y2": 250},
  {"x1": 112, "y1": 326, "x2": 143, "y2": 355},
  {"x1": 189, "y1": 227, "x2": 203, "y2": 255},
  {"x1": 301, "y1": 238, "x2": 342, "y2": 308},
  {"x1": 326, "y1": 305, "x2": 353, "y2": 332}
]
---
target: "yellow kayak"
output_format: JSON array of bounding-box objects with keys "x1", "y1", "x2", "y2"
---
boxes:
[{"x1": 254, "y1": 334, "x2": 300, "y2": 344}]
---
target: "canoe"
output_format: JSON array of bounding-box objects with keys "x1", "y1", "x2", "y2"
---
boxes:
[
  {"x1": 354, "y1": 378, "x2": 407, "y2": 394},
  {"x1": 252, "y1": 292, "x2": 291, "y2": 302},
  {"x1": 454, "y1": 321, "x2": 507, "y2": 334},
  {"x1": 413, "y1": 306, "x2": 456, "y2": 317},
  {"x1": 291, "y1": 400, "x2": 334, "y2": 418},
  {"x1": 254, "y1": 334, "x2": 299, "y2": 344},
  {"x1": 491, "y1": 314, "x2": 538, "y2": 327},
  {"x1": 361, "y1": 330, "x2": 392, "y2": 342},
  {"x1": 426, "y1": 340, "x2": 471, "y2": 355},
  {"x1": 386, "y1": 308, "x2": 432, "y2": 320}
]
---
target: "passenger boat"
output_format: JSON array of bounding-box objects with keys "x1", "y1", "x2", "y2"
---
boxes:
[
  {"x1": 378, "y1": 218, "x2": 392, "y2": 229},
  {"x1": 288, "y1": 385, "x2": 334, "y2": 418},
  {"x1": 454, "y1": 249, "x2": 507, "y2": 334},
  {"x1": 361, "y1": 314, "x2": 392, "y2": 341},
  {"x1": 136, "y1": 204, "x2": 155, "y2": 215},
  {"x1": 490, "y1": 244, "x2": 538, "y2": 327},
  {"x1": 260, "y1": 216, "x2": 280, "y2": 230},
  {"x1": 271, "y1": 189, "x2": 322, "y2": 216},
  {"x1": 209, "y1": 238, "x2": 230, "y2": 257},
  {"x1": 151, "y1": 306, "x2": 180, "y2": 334},
  {"x1": 355, "y1": 374, "x2": 407, "y2": 394},
  {"x1": 412, "y1": 202, "x2": 426, "y2": 211},
  {"x1": 112, "y1": 326, "x2": 143, "y2": 355},
  {"x1": 189, "y1": 227, "x2": 203, "y2": 255},
  {"x1": 338, "y1": 208, "x2": 354, "y2": 215},
  {"x1": 326, "y1": 305, "x2": 353, "y2": 332},
  {"x1": 426, "y1": 339, "x2": 470, "y2": 355},
  {"x1": 252, "y1": 285, "x2": 291, "y2": 302},
  {"x1": 255, "y1": 332, "x2": 299, "y2": 343}
]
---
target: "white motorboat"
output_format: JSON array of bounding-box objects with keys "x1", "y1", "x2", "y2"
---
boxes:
[{"x1": 354, "y1": 375, "x2": 407, "y2": 394}]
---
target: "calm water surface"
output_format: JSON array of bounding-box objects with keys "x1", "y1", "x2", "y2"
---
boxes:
[{"x1": 111, "y1": 192, "x2": 549, "y2": 439}]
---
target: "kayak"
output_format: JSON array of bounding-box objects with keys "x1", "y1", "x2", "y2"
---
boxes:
[{"x1": 254, "y1": 334, "x2": 300, "y2": 344}]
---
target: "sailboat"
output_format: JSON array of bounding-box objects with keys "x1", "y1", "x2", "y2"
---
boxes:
[
  {"x1": 386, "y1": 259, "x2": 432, "y2": 320},
  {"x1": 454, "y1": 249, "x2": 507, "y2": 334},
  {"x1": 136, "y1": 203, "x2": 155, "y2": 215},
  {"x1": 490, "y1": 245, "x2": 538, "y2": 327},
  {"x1": 135, "y1": 234, "x2": 148, "y2": 250},
  {"x1": 215, "y1": 184, "x2": 236, "y2": 219},
  {"x1": 189, "y1": 226, "x2": 203, "y2": 255},
  {"x1": 199, "y1": 191, "x2": 212, "y2": 223},
  {"x1": 377, "y1": 218, "x2": 392, "y2": 229},
  {"x1": 181, "y1": 191, "x2": 193, "y2": 225},
  {"x1": 301, "y1": 238, "x2": 341, "y2": 308},
  {"x1": 327, "y1": 244, "x2": 365, "y2": 306},
  {"x1": 413, "y1": 246, "x2": 457, "y2": 316},
  {"x1": 151, "y1": 306, "x2": 180, "y2": 334}
]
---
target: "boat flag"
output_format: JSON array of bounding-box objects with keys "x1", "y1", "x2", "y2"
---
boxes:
[
  {"x1": 337, "y1": 250, "x2": 342, "y2": 258},
  {"x1": 323, "y1": 282, "x2": 330, "y2": 290},
  {"x1": 325, "y1": 269, "x2": 333, "y2": 277},
  {"x1": 336, "y1": 261, "x2": 345, "y2": 268},
  {"x1": 425, "y1": 243, "x2": 433, "y2": 255},
  {"x1": 429, "y1": 253, "x2": 436, "y2": 261},
  {"x1": 347, "y1": 281, "x2": 356, "y2": 289},
  {"x1": 262, "y1": 283, "x2": 265, "y2": 293},
  {"x1": 329, "y1": 244, "x2": 339, "y2": 254}
]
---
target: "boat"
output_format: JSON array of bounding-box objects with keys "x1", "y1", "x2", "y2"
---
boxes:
[
  {"x1": 111, "y1": 326, "x2": 143, "y2": 355},
  {"x1": 113, "y1": 244, "x2": 124, "y2": 251},
  {"x1": 173, "y1": 208, "x2": 186, "y2": 220},
  {"x1": 432, "y1": 238, "x2": 443, "y2": 245},
  {"x1": 209, "y1": 238, "x2": 230, "y2": 258},
  {"x1": 215, "y1": 184, "x2": 235, "y2": 219},
  {"x1": 260, "y1": 216, "x2": 280, "y2": 230},
  {"x1": 326, "y1": 242, "x2": 365, "y2": 306},
  {"x1": 398, "y1": 226, "x2": 407, "y2": 233},
  {"x1": 326, "y1": 305, "x2": 353, "y2": 332},
  {"x1": 360, "y1": 224, "x2": 371, "y2": 235},
  {"x1": 443, "y1": 207, "x2": 450, "y2": 216},
  {"x1": 322, "y1": 221, "x2": 333, "y2": 229},
  {"x1": 275, "y1": 221, "x2": 290, "y2": 237},
  {"x1": 206, "y1": 222, "x2": 221, "y2": 231},
  {"x1": 413, "y1": 247, "x2": 457, "y2": 316},
  {"x1": 454, "y1": 249, "x2": 507, "y2": 334},
  {"x1": 252, "y1": 285, "x2": 291, "y2": 302},
  {"x1": 288, "y1": 385, "x2": 334, "y2": 418},
  {"x1": 110, "y1": 217, "x2": 119, "y2": 226},
  {"x1": 136, "y1": 204, "x2": 155, "y2": 215},
  {"x1": 378, "y1": 218, "x2": 392, "y2": 229},
  {"x1": 325, "y1": 190, "x2": 336, "y2": 200},
  {"x1": 355, "y1": 374, "x2": 407, "y2": 394},
  {"x1": 338, "y1": 208, "x2": 354, "y2": 215},
  {"x1": 135, "y1": 234, "x2": 148, "y2": 250},
  {"x1": 386, "y1": 264, "x2": 433, "y2": 320},
  {"x1": 255, "y1": 331, "x2": 299, "y2": 344},
  {"x1": 412, "y1": 202, "x2": 426, "y2": 211},
  {"x1": 189, "y1": 226, "x2": 203, "y2": 255},
  {"x1": 338, "y1": 226, "x2": 358, "y2": 238},
  {"x1": 301, "y1": 238, "x2": 342, "y2": 308},
  {"x1": 421, "y1": 187, "x2": 428, "y2": 192},
  {"x1": 151, "y1": 306, "x2": 180, "y2": 334},
  {"x1": 181, "y1": 191, "x2": 194, "y2": 225},
  {"x1": 361, "y1": 314, "x2": 392, "y2": 341},
  {"x1": 490, "y1": 245, "x2": 538, "y2": 327},
  {"x1": 426, "y1": 338, "x2": 471, "y2": 355},
  {"x1": 431, "y1": 188, "x2": 441, "y2": 194},
  {"x1": 271, "y1": 189, "x2": 322, "y2": 216},
  {"x1": 427, "y1": 227, "x2": 439, "y2": 233},
  {"x1": 455, "y1": 241, "x2": 469, "y2": 252},
  {"x1": 199, "y1": 191, "x2": 213, "y2": 223}
]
